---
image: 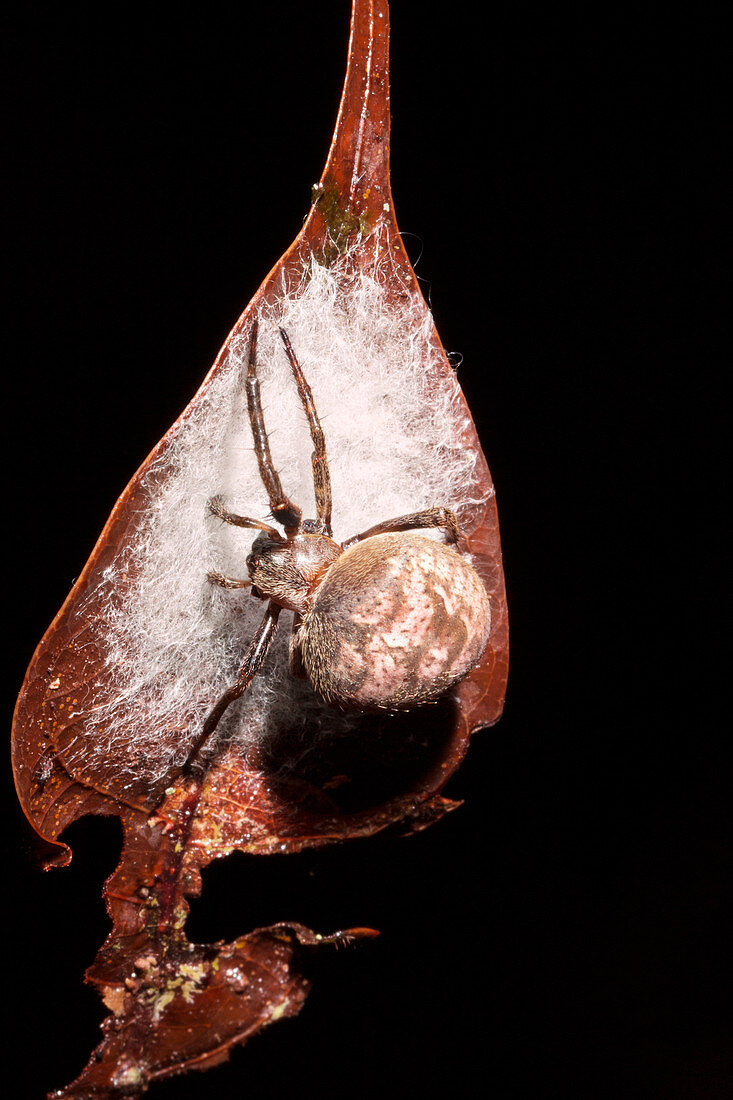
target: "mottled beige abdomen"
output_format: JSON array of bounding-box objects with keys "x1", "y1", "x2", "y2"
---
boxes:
[{"x1": 299, "y1": 532, "x2": 491, "y2": 709}]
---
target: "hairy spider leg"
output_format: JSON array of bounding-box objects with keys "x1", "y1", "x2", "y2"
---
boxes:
[
  {"x1": 279, "y1": 327, "x2": 333, "y2": 536},
  {"x1": 184, "y1": 602, "x2": 282, "y2": 770},
  {"x1": 207, "y1": 495, "x2": 283, "y2": 540},
  {"x1": 207, "y1": 571, "x2": 252, "y2": 590},
  {"x1": 342, "y1": 506, "x2": 461, "y2": 548},
  {"x1": 245, "y1": 318, "x2": 303, "y2": 534},
  {"x1": 288, "y1": 611, "x2": 307, "y2": 679}
]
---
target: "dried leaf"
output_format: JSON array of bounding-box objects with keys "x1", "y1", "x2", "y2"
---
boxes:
[{"x1": 12, "y1": 1, "x2": 507, "y2": 1095}]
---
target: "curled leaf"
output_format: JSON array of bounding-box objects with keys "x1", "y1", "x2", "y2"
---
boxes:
[{"x1": 13, "y1": 1, "x2": 507, "y2": 1094}]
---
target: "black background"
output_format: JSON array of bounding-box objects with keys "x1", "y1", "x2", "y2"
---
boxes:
[{"x1": 2, "y1": 3, "x2": 725, "y2": 1098}]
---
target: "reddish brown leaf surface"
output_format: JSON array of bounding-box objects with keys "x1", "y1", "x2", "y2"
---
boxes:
[{"x1": 12, "y1": 1, "x2": 508, "y2": 1095}]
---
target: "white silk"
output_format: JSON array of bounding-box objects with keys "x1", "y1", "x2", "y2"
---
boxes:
[{"x1": 77, "y1": 247, "x2": 489, "y2": 786}]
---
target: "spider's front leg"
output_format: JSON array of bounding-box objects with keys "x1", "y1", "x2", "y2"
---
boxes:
[
  {"x1": 208, "y1": 496, "x2": 282, "y2": 539},
  {"x1": 342, "y1": 506, "x2": 461, "y2": 548},
  {"x1": 207, "y1": 570, "x2": 251, "y2": 590},
  {"x1": 246, "y1": 320, "x2": 302, "y2": 534},
  {"x1": 279, "y1": 327, "x2": 333, "y2": 536},
  {"x1": 206, "y1": 498, "x2": 277, "y2": 591}
]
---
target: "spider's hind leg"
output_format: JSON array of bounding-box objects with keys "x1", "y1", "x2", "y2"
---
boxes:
[
  {"x1": 288, "y1": 612, "x2": 307, "y2": 680},
  {"x1": 183, "y1": 601, "x2": 282, "y2": 771}
]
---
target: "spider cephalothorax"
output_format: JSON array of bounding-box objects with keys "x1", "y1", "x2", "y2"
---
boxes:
[{"x1": 193, "y1": 319, "x2": 491, "y2": 763}]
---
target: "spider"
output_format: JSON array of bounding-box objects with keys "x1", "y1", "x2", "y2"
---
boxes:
[{"x1": 191, "y1": 319, "x2": 491, "y2": 763}]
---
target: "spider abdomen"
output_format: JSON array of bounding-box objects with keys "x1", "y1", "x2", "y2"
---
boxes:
[{"x1": 299, "y1": 532, "x2": 491, "y2": 709}]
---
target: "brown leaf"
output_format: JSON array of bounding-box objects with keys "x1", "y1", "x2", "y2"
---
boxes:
[{"x1": 13, "y1": 1, "x2": 507, "y2": 1095}]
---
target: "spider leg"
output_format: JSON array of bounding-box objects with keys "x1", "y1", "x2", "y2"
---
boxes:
[
  {"x1": 184, "y1": 601, "x2": 281, "y2": 769},
  {"x1": 208, "y1": 496, "x2": 282, "y2": 540},
  {"x1": 245, "y1": 319, "x2": 302, "y2": 534},
  {"x1": 342, "y1": 507, "x2": 461, "y2": 549},
  {"x1": 279, "y1": 327, "x2": 333, "y2": 537},
  {"x1": 207, "y1": 571, "x2": 252, "y2": 590},
  {"x1": 288, "y1": 611, "x2": 307, "y2": 679}
]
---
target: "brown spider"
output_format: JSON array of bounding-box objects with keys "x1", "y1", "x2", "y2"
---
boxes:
[{"x1": 192, "y1": 319, "x2": 491, "y2": 763}]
